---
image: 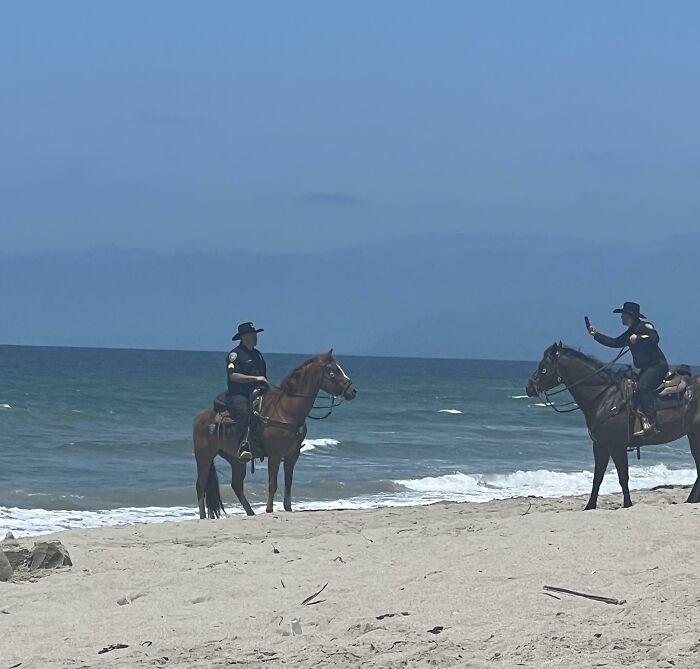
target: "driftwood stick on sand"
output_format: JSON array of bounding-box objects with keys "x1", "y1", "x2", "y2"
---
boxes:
[{"x1": 543, "y1": 585, "x2": 626, "y2": 606}]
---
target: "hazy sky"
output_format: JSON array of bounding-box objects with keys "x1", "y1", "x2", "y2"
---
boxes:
[{"x1": 2, "y1": 1, "x2": 699, "y2": 253}]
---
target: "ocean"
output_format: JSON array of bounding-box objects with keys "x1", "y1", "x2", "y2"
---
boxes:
[{"x1": 0, "y1": 345, "x2": 696, "y2": 536}]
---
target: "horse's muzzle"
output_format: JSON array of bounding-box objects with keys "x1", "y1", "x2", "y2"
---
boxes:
[
  {"x1": 344, "y1": 384, "x2": 358, "y2": 401},
  {"x1": 526, "y1": 379, "x2": 539, "y2": 397}
]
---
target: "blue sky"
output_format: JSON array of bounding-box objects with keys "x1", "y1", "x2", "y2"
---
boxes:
[{"x1": 2, "y1": 1, "x2": 699, "y2": 253}]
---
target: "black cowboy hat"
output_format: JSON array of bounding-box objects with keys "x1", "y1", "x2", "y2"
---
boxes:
[
  {"x1": 232, "y1": 322, "x2": 264, "y2": 341},
  {"x1": 613, "y1": 301, "x2": 646, "y2": 320}
]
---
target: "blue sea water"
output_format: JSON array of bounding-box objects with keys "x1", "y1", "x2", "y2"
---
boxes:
[{"x1": 0, "y1": 345, "x2": 695, "y2": 536}]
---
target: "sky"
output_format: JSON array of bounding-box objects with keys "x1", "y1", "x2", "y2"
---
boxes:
[{"x1": 2, "y1": 1, "x2": 700, "y2": 255}]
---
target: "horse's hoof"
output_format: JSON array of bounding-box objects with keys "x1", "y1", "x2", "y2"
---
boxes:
[
  {"x1": 583, "y1": 503, "x2": 596, "y2": 511},
  {"x1": 623, "y1": 500, "x2": 633, "y2": 509}
]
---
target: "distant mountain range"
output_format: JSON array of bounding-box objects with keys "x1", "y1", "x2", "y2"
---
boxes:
[{"x1": 2, "y1": 232, "x2": 699, "y2": 362}]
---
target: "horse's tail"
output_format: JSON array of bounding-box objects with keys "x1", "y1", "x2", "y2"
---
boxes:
[{"x1": 204, "y1": 463, "x2": 226, "y2": 519}]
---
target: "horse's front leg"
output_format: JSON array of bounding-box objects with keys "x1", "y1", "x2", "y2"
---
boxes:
[
  {"x1": 686, "y1": 429, "x2": 700, "y2": 503},
  {"x1": 585, "y1": 441, "x2": 610, "y2": 510},
  {"x1": 610, "y1": 445, "x2": 632, "y2": 508},
  {"x1": 267, "y1": 456, "x2": 281, "y2": 513},
  {"x1": 283, "y1": 450, "x2": 301, "y2": 512}
]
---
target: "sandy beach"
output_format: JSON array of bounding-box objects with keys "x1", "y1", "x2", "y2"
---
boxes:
[{"x1": 2, "y1": 489, "x2": 700, "y2": 668}]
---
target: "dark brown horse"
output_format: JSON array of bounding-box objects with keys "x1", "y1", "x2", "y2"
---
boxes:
[
  {"x1": 193, "y1": 350, "x2": 356, "y2": 518},
  {"x1": 527, "y1": 343, "x2": 700, "y2": 509}
]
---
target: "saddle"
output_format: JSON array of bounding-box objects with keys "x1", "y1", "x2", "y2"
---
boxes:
[
  {"x1": 625, "y1": 366, "x2": 694, "y2": 412},
  {"x1": 212, "y1": 393, "x2": 235, "y2": 427},
  {"x1": 209, "y1": 389, "x2": 269, "y2": 454}
]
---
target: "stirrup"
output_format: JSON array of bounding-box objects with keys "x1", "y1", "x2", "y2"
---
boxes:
[{"x1": 237, "y1": 448, "x2": 253, "y2": 462}]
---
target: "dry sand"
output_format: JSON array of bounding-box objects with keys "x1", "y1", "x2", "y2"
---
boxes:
[{"x1": 2, "y1": 489, "x2": 700, "y2": 668}]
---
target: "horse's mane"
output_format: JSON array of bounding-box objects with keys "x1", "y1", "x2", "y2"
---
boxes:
[
  {"x1": 558, "y1": 345, "x2": 627, "y2": 382},
  {"x1": 280, "y1": 353, "x2": 328, "y2": 392}
]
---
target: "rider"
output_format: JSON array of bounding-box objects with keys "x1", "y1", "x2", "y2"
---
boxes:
[
  {"x1": 587, "y1": 302, "x2": 668, "y2": 437},
  {"x1": 226, "y1": 322, "x2": 269, "y2": 460}
]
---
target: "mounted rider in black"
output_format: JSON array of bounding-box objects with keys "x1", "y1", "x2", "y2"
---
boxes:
[
  {"x1": 226, "y1": 322, "x2": 269, "y2": 461},
  {"x1": 587, "y1": 302, "x2": 668, "y2": 437}
]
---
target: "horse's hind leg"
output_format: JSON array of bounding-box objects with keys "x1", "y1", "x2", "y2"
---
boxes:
[
  {"x1": 686, "y1": 429, "x2": 700, "y2": 503},
  {"x1": 221, "y1": 453, "x2": 255, "y2": 516},
  {"x1": 283, "y1": 450, "x2": 300, "y2": 512},
  {"x1": 266, "y1": 456, "x2": 281, "y2": 513},
  {"x1": 194, "y1": 436, "x2": 216, "y2": 520},
  {"x1": 585, "y1": 441, "x2": 610, "y2": 511},
  {"x1": 610, "y1": 445, "x2": 632, "y2": 508}
]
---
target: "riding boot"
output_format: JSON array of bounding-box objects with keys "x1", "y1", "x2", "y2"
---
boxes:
[{"x1": 633, "y1": 414, "x2": 659, "y2": 438}]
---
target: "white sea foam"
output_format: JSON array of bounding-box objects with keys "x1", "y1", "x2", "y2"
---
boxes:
[
  {"x1": 301, "y1": 438, "x2": 340, "y2": 453},
  {"x1": 531, "y1": 403, "x2": 550, "y2": 407},
  {"x1": 3, "y1": 464, "x2": 694, "y2": 538},
  {"x1": 396, "y1": 464, "x2": 696, "y2": 504},
  {"x1": 511, "y1": 395, "x2": 529, "y2": 399},
  {"x1": 439, "y1": 409, "x2": 463, "y2": 414},
  {"x1": 1, "y1": 403, "x2": 11, "y2": 409}
]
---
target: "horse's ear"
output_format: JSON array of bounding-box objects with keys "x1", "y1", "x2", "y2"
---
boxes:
[{"x1": 558, "y1": 340, "x2": 562, "y2": 348}]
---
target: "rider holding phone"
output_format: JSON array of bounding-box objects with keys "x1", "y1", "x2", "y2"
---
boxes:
[{"x1": 587, "y1": 302, "x2": 668, "y2": 437}]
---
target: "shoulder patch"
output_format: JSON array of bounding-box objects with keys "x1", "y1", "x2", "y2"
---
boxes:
[
  {"x1": 228, "y1": 351, "x2": 238, "y2": 362},
  {"x1": 645, "y1": 323, "x2": 655, "y2": 330}
]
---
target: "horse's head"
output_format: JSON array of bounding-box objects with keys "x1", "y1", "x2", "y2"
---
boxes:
[
  {"x1": 319, "y1": 350, "x2": 357, "y2": 400},
  {"x1": 526, "y1": 342, "x2": 563, "y2": 396}
]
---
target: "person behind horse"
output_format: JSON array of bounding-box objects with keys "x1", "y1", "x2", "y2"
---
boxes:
[
  {"x1": 226, "y1": 322, "x2": 269, "y2": 461},
  {"x1": 587, "y1": 301, "x2": 668, "y2": 437}
]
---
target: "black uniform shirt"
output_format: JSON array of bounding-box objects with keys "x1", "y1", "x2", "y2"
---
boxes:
[
  {"x1": 226, "y1": 344, "x2": 267, "y2": 397},
  {"x1": 594, "y1": 320, "x2": 667, "y2": 369}
]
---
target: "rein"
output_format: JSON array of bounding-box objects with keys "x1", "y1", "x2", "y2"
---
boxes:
[
  {"x1": 539, "y1": 348, "x2": 629, "y2": 413},
  {"x1": 254, "y1": 367, "x2": 352, "y2": 433}
]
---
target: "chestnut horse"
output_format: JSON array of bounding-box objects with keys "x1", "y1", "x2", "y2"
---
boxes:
[
  {"x1": 193, "y1": 350, "x2": 356, "y2": 518},
  {"x1": 527, "y1": 343, "x2": 700, "y2": 509}
]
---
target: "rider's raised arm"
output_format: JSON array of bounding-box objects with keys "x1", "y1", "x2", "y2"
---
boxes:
[{"x1": 593, "y1": 330, "x2": 630, "y2": 349}]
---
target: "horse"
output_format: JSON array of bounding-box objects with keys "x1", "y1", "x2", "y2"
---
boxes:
[
  {"x1": 526, "y1": 342, "x2": 700, "y2": 509},
  {"x1": 193, "y1": 350, "x2": 357, "y2": 519}
]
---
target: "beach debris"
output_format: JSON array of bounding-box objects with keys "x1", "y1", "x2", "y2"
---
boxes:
[
  {"x1": 522, "y1": 502, "x2": 533, "y2": 516},
  {"x1": 98, "y1": 643, "x2": 129, "y2": 654},
  {"x1": 272, "y1": 544, "x2": 280, "y2": 554},
  {"x1": 290, "y1": 618, "x2": 302, "y2": 635},
  {"x1": 301, "y1": 582, "x2": 328, "y2": 606},
  {"x1": 4, "y1": 531, "x2": 16, "y2": 541},
  {"x1": 427, "y1": 626, "x2": 444, "y2": 635},
  {"x1": 543, "y1": 585, "x2": 626, "y2": 606},
  {"x1": 28, "y1": 541, "x2": 72, "y2": 571},
  {"x1": 543, "y1": 592, "x2": 561, "y2": 600},
  {"x1": 0, "y1": 549, "x2": 14, "y2": 581},
  {"x1": 141, "y1": 641, "x2": 153, "y2": 647},
  {"x1": 334, "y1": 556, "x2": 345, "y2": 563},
  {"x1": 280, "y1": 579, "x2": 286, "y2": 589},
  {"x1": 376, "y1": 612, "x2": 410, "y2": 620}
]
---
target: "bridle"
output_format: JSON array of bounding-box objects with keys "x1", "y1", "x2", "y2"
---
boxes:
[{"x1": 254, "y1": 361, "x2": 354, "y2": 434}]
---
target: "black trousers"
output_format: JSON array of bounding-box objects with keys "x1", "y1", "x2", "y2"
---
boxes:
[
  {"x1": 225, "y1": 394, "x2": 250, "y2": 446},
  {"x1": 637, "y1": 363, "x2": 669, "y2": 423}
]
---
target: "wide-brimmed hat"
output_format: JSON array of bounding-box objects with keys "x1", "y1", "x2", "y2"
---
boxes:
[
  {"x1": 613, "y1": 302, "x2": 646, "y2": 320},
  {"x1": 232, "y1": 322, "x2": 264, "y2": 341}
]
